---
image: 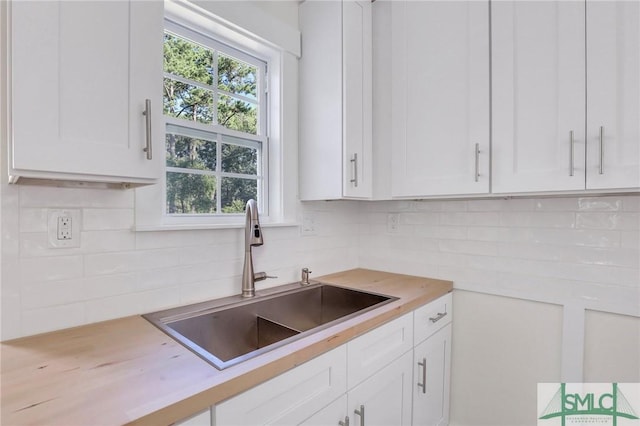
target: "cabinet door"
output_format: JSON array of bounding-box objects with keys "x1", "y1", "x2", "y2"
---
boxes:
[
  {"x1": 492, "y1": 1, "x2": 586, "y2": 193},
  {"x1": 586, "y1": 0, "x2": 640, "y2": 190},
  {"x1": 391, "y1": 1, "x2": 490, "y2": 197},
  {"x1": 10, "y1": 1, "x2": 162, "y2": 183},
  {"x1": 214, "y1": 346, "x2": 347, "y2": 426},
  {"x1": 413, "y1": 324, "x2": 452, "y2": 426},
  {"x1": 347, "y1": 312, "x2": 413, "y2": 389},
  {"x1": 343, "y1": 0, "x2": 372, "y2": 199},
  {"x1": 176, "y1": 409, "x2": 212, "y2": 426},
  {"x1": 299, "y1": 0, "x2": 372, "y2": 200},
  {"x1": 348, "y1": 351, "x2": 413, "y2": 426},
  {"x1": 301, "y1": 395, "x2": 348, "y2": 426}
]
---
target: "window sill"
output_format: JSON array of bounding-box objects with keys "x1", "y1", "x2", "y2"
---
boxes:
[{"x1": 134, "y1": 221, "x2": 299, "y2": 232}]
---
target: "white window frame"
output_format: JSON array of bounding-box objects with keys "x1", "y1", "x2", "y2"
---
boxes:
[
  {"x1": 135, "y1": 0, "x2": 297, "y2": 230},
  {"x1": 163, "y1": 20, "x2": 269, "y2": 218}
]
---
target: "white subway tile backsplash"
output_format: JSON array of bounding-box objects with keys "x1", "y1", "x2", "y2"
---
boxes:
[
  {"x1": 20, "y1": 256, "x2": 83, "y2": 283},
  {"x1": 19, "y1": 186, "x2": 134, "y2": 208},
  {"x1": 21, "y1": 278, "x2": 86, "y2": 309},
  {"x1": 500, "y1": 211, "x2": 576, "y2": 228},
  {"x1": 22, "y1": 303, "x2": 85, "y2": 336},
  {"x1": 19, "y1": 208, "x2": 48, "y2": 233},
  {"x1": 578, "y1": 197, "x2": 623, "y2": 211},
  {"x1": 2, "y1": 191, "x2": 639, "y2": 339},
  {"x1": 82, "y1": 209, "x2": 134, "y2": 230},
  {"x1": 576, "y1": 212, "x2": 640, "y2": 230}
]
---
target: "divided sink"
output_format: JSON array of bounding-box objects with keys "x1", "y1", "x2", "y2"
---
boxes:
[{"x1": 144, "y1": 283, "x2": 396, "y2": 370}]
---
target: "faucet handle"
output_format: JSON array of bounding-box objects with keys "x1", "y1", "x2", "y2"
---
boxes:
[
  {"x1": 254, "y1": 272, "x2": 277, "y2": 282},
  {"x1": 301, "y1": 267, "x2": 313, "y2": 285}
]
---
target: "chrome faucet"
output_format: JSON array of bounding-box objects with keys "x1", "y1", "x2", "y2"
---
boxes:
[{"x1": 241, "y1": 199, "x2": 267, "y2": 297}]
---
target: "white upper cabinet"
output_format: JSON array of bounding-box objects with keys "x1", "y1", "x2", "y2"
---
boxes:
[
  {"x1": 8, "y1": 1, "x2": 163, "y2": 186},
  {"x1": 492, "y1": 1, "x2": 586, "y2": 194},
  {"x1": 299, "y1": 0, "x2": 373, "y2": 200},
  {"x1": 390, "y1": 0, "x2": 490, "y2": 198},
  {"x1": 586, "y1": 0, "x2": 640, "y2": 190},
  {"x1": 492, "y1": 0, "x2": 639, "y2": 194}
]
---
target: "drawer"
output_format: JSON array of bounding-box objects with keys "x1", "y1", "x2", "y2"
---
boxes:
[
  {"x1": 347, "y1": 312, "x2": 414, "y2": 389},
  {"x1": 413, "y1": 292, "x2": 452, "y2": 345},
  {"x1": 214, "y1": 345, "x2": 347, "y2": 426}
]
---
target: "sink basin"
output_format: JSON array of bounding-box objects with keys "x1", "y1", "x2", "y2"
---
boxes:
[{"x1": 144, "y1": 283, "x2": 396, "y2": 369}]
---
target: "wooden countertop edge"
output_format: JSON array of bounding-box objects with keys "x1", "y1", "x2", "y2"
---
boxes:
[{"x1": 1, "y1": 268, "x2": 453, "y2": 426}]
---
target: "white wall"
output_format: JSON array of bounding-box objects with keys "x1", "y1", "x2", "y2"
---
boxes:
[
  {"x1": 357, "y1": 195, "x2": 640, "y2": 425},
  {"x1": 0, "y1": 186, "x2": 360, "y2": 338}
]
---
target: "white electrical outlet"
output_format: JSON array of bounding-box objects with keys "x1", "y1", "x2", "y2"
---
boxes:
[
  {"x1": 48, "y1": 209, "x2": 81, "y2": 248},
  {"x1": 301, "y1": 212, "x2": 317, "y2": 236},
  {"x1": 387, "y1": 213, "x2": 399, "y2": 233}
]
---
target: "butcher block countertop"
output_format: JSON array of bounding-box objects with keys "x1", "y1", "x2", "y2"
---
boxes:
[{"x1": 0, "y1": 269, "x2": 452, "y2": 426}]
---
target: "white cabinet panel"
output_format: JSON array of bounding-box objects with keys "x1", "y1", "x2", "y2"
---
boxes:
[
  {"x1": 414, "y1": 292, "x2": 452, "y2": 345},
  {"x1": 214, "y1": 346, "x2": 347, "y2": 426},
  {"x1": 301, "y1": 395, "x2": 348, "y2": 426},
  {"x1": 391, "y1": 0, "x2": 490, "y2": 197},
  {"x1": 492, "y1": 1, "x2": 586, "y2": 193},
  {"x1": 586, "y1": 0, "x2": 640, "y2": 190},
  {"x1": 299, "y1": 0, "x2": 372, "y2": 200},
  {"x1": 347, "y1": 312, "x2": 413, "y2": 389},
  {"x1": 348, "y1": 351, "x2": 413, "y2": 426},
  {"x1": 413, "y1": 324, "x2": 452, "y2": 426},
  {"x1": 9, "y1": 0, "x2": 163, "y2": 185},
  {"x1": 176, "y1": 409, "x2": 212, "y2": 426}
]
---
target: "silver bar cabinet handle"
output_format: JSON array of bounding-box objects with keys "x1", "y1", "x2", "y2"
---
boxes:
[
  {"x1": 569, "y1": 130, "x2": 574, "y2": 177},
  {"x1": 143, "y1": 99, "x2": 152, "y2": 160},
  {"x1": 339, "y1": 416, "x2": 350, "y2": 426},
  {"x1": 474, "y1": 143, "x2": 480, "y2": 182},
  {"x1": 350, "y1": 153, "x2": 358, "y2": 187},
  {"x1": 429, "y1": 312, "x2": 447, "y2": 323},
  {"x1": 354, "y1": 405, "x2": 365, "y2": 426},
  {"x1": 599, "y1": 126, "x2": 604, "y2": 175},
  {"x1": 417, "y1": 357, "x2": 427, "y2": 394}
]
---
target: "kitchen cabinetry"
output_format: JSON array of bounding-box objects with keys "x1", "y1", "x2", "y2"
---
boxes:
[
  {"x1": 413, "y1": 325, "x2": 452, "y2": 426},
  {"x1": 175, "y1": 409, "x2": 212, "y2": 426},
  {"x1": 347, "y1": 351, "x2": 413, "y2": 426},
  {"x1": 299, "y1": 0, "x2": 372, "y2": 200},
  {"x1": 214, "y1": 295, "x2": 452, "y2": 426},
  {"x1": 215, "y1": 346, "x2": 347, "y2": 425},
  {"x1": 390, "y1": 0, "x2": 490, "y2": 197},
  {"x1": 585, "y1": 1, "x2": 640, "y2": 190},
  {"x1": 492, "y1": 0, "x2": 639, "y2": 193},
  {"x1": 413, "y1": 292, "x2": 452, "y2": 426},
  {"x1": 8, "y1": 0, "x2": 163, "y2": 187}
]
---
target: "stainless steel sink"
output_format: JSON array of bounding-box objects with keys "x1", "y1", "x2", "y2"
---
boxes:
[{"x1": 144, "y1": 283, "x2": 396, "y2": 370}]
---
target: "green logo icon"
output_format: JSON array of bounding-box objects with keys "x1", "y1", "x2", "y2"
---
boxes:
[{"x1": 539, "y1": 383, "x2": 639, "y2": 426}]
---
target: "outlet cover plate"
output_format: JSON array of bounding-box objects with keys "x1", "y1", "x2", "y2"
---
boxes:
[{"x1": 48, "y1": 209, "x2": 81, "y2": 248}]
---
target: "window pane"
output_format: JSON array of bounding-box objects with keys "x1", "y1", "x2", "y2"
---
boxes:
[
  {"x1": 221, "y1": 143, "x2": 257, "y2": 175},
  {"x1": 164, "y1": 33, "x2": 213, "y2": 86},
  {"x1": 218, "y1": 53, "x2": 257, "y2": 99},
  {"x1": 164, "y1": 78, "x2": 214, "y2": 124},
  {"x1": 166, "y1": 172, "x2": 217, "y2": 214},
  {"x1": 221, "y1": 178, "x2": 257, "y2": 213},
  {"x1": 166, "y1": 133, "x2": 216, "y2": 171},
  {"x1": 218, "y1": 95, "x2": 257, "y2": 134}
]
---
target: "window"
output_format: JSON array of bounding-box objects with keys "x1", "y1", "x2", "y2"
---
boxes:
[{"x1": 163, "y1": 22, "x2": 268, "y2": 215}]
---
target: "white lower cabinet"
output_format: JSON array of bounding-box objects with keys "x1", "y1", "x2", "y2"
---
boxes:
[
  {"x1": 176, "y1": 409, "x2": 213, "y2": 426},
  {"x1": 347, "y1": 351, "x2": 414, "y2": 426},
  {"x1": 210, "y1": 295, "x2": 452, "y2": 426},
  {"x1": 214, "y1": 346, "x2": 347, "y2": 426},
  {"x1": 413, "y1": 324, "x2": 452, "y2": 426}
]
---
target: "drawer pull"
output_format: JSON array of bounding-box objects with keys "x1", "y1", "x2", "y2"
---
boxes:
[
  {"x1": 417, "y1": 357, "x2": 427, "y2": 394},
  {"x1": 354, "y1": 405, "x2": 365, "y2": 426},
  {"x1": 429, "y1": 312, "x2": 447, "y2": 323},
  {"x1": 339, "y1": 416, "x2": 350, "y2": 426}
]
